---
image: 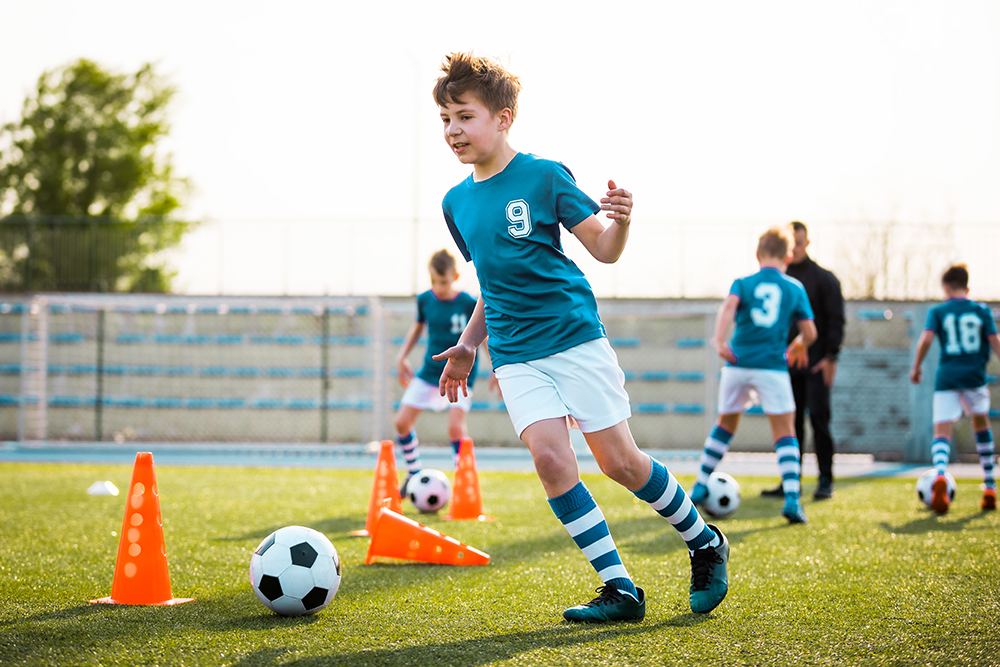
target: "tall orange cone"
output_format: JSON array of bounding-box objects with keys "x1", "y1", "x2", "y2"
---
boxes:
[
  {"x1": 444, "y1": 437, "x2": 494, "y2": 521},
  {"x1": 351, "y1": 440, "x2": 403, "y2": 536},
  {"x1": 90, "y1": 452, "x2": 193, "y2": 606},
  {"x1": 365, "y1": 500, "x2": 489, "y2": 566}
]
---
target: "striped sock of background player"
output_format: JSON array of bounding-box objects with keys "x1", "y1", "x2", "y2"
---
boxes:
[
  {"x1": 931, "y1": 437, "x2": 950, "y2": 476},
  {"x1": 548, "y1": 482, "x2": 639, "y2": 600},
  {"x1": 775, "y1": 436, "x2": 801, "y2": 498},
  {"x1": 450, "y1": 439, "x2": 462, "y2": 468},
  {"x1": 976, "y1": 429, "x2": 995, "y2": 489},
  {"x1": 695, "y1": 426, "x2": 734, "y2": 487},
  {"x1": 396, "y1": 431, "x2": 421, "y2": 475},
  {"x1": 634, "y1": 458, "x2": 720, "y2": 552}
]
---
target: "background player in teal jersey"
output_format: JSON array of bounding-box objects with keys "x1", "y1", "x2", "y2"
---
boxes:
[
  {"x1": 911, "y1": 263, "x2": 1000, "y2": 513},
  {"x1": 689, "y1": 227, "x2": 817, "y2": 523},
  {"x1": 394, "y1": 249, "x2": 484, "y2": 491},
  {"x1": 430, "y1": 52, "x2": 730, "y2": 623}
]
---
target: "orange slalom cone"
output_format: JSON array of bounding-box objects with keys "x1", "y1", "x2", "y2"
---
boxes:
[
  {"x1": 351, "y1": 440, "x2": 403, "y2": 536},
  {"x1": 90, "y1": 452, "x2": 193, "y2": 606},
  {"x1": 365, "y1": 501, "x2": 489, "y2": 566},
  {"x1": 444, "y1": 437, "x2": 494, "y2": 521}
]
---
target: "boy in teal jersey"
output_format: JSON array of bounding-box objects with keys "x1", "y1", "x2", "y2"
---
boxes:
[
  {"x1": 394, "y1": 249, "x2": 483, "y2": 491},
  {"x1": 430, "y1": 52, "x2": 729, "y2": 622},
  {"x1": 689, "y1": 227, "x2": 817, "y2": 524},
  {"x1": 911, "y1": 263, "x2": 1000, "y2": 513}
]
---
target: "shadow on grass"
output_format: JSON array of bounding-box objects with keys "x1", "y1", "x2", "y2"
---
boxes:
[
  {"x1": 879, "y1": 509, "x2": 991, "y2": 535},
  {"x1": 0, "y1": 603, "x2": 108, "y2": 626},
  {"x1": 235, "y1": 616, "x2": 710, "y2": 667},
  {"x1": 213, "y1": 516, "x2": 361, "y2": 542}
]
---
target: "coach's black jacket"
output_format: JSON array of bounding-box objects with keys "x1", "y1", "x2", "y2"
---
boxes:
[{"x1": 786, "y1": 255, "x2": 845, "y2": 372}]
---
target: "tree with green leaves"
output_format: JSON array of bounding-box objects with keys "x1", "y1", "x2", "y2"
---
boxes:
[{"x1": 0, "y1": 59, "x2": 193, "y2": 292}]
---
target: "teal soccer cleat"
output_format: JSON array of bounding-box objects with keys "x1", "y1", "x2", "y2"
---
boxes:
[
  {"x1": 688, "y1": 482, "x2": 708, "y2": 505},
  {"x1": 689, "y1": 524, "x2": 729, "y2": 614},
  {"x1": 782, "y1": 495, "x2": 808, "y2": 524},
  {"x1": 563, "y1": 585, "x2": 645, "y2": 623}
]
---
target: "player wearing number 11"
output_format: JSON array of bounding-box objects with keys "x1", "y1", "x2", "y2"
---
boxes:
[
  {"x1": 911, "y1": 263, "x2": 1000, "y2": 513},
  {"x1": 689, "y1": 227, "x2": 817, "y2": 524}
]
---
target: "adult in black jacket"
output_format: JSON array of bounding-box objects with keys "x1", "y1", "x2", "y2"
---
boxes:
[{"x1": 763, "y1": 221, "x2": 845, "y2": 500}]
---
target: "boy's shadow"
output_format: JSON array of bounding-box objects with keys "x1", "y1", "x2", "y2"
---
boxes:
[{"x1": 879, "y1": 509, "x2": 988, "y2": 535}]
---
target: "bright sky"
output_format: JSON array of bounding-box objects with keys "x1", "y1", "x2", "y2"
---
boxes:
[{"x1": 2, "y1": 0, "x2": 999, "y2": 297}]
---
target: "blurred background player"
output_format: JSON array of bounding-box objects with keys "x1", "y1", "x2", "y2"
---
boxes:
[
  {"x1": 910, "y1": 263, "x2": 999, "y2": 513},
  {"x1": 394, "y1": 249, "x2": 482, "y2": 492},
  {"x1": 689, "y1": 226, "x2": 817, "y2": 523},
  {"x1": 761, "y1": 221, "x2": 844, "y2": 500},
  {"x1": 432, "y1": 52, "x2": 729, "y2": 623}
]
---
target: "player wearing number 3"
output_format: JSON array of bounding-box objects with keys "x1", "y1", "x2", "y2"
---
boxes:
[
  {"x1": 689, "y1": 227, "x2": 817, "y2": 524},
  {"x1": 432, "y1": 52, "x2": 731, "y2": 622},
  {"x1": 911, "y1": 264, "x2": 1000, "y2": 513},
  {"x1": 394, "y1": 249, "x2": 484, "y2": 493}
]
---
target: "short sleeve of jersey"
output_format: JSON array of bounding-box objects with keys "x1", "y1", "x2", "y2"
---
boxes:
[
  {"x1": 924, "y1": 307, "x2": 939, "y2": 333},
  {"x1": 443, "y1": 207, "x2": 472, "y2": 262},
  {"x1": 729, "y1": 278, "x2": 743, "y2": 300},
  {"x1": 551, "y1": 163, "x2": 600, "y2": 230},
  {"x1": 415, "y1": 293, "x2": 426, "y2": 323},
  {"x1": 984, "y1": 305, "x2": 998, "y2": 336}
]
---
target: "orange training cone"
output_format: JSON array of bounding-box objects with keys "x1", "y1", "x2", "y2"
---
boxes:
[
  {"x1": 90, "y1": 452, "x2": 193, "y2": 606},
  {"x1": 365, "y1": 501, "x2": 489, "y2": 566},
  {"x1": 351, "y1": 440, "x2": 403, "y2": 537},
  {"x1": 444, "y1": 437, "x2": 494, "y2": 521}
]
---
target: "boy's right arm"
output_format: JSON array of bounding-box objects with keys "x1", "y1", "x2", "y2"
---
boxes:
[
  {"x1": 910, "y1": 330, "x2": 936, "y2": 384},
  {"x1": 713, "y1": 294, "x2": 740, "y2": 364},
  {"x1": 433, "y1": 297, "x2": 488, "y2": 402},
  {"x1": 395, "y1": 321, "x2": 425, "y2": 388}
]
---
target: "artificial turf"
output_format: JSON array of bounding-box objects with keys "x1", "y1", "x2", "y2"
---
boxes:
[{"x1": 0, "y1": 461, "x2": 998, "y2": 666}]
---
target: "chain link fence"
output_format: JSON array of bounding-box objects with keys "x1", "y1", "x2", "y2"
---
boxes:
[{"x1": 1, "y1": 294, "x2": 997, "y2": 461}]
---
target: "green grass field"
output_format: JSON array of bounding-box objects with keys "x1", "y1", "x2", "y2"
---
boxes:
[{"x1": 1, "y1": 462, "x2": 998, "y2": 666}]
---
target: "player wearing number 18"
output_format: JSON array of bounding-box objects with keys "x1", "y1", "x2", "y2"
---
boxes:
[
  {"x1": 689, "y1": 227, "x2": 817, "y2": 524},
  {"x1": 910, "y1": 263, "x2": 1000, "y2": 513},
  {"x1": 394, "y1": 249, "x2": 484, "y2": 492}
]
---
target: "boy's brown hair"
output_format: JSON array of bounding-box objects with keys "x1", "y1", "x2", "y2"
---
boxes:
[
  {"x1": 941, "y1": 263, "x2": 969, "y2": 290},
  {"x1": 429, "y1": 249, "x2": 457, "y2": 276},
  {"x1": 757, "y1": 226, "x2": 794, "y2": 260},
  {"x1": 433, "y1": 52, "x2": 521, "y2": 122}
]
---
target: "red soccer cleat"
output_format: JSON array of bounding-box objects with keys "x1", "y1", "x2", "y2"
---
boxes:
[
  {"x1": 982, "y1": 488, "x2": 997, "y2": 511},
  {"x1": 931, "y1": 475, "x2": 950, "y2": 514}
]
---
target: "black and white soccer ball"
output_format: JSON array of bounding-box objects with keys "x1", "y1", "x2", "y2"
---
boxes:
[
  {"x1": 249, "y1": 525, "x2": 342, "y2": 616},
  {"x1": 916, "y1": 469, "x2": 956, "y2": 508},
  {"x1": 703, "y1": 472, "x2": 741, "y2": 518},
  {"x1": 407, "y1": 469, "x2": 452, "y2": 513}
]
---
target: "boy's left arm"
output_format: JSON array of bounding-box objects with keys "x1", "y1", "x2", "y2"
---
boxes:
[
  {"x1": 988, "y1": 333, "x2": 1000, "y2": 361},
  {"x1": 570, "y1": 180, "x2": 632, "y2": 264}
]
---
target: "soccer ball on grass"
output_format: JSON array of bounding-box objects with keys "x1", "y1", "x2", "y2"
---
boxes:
[
  {"x1": 249, "y1": 525, "x2": 342, "y2": 616},
  {"x1": 916, "y1": 469, "x2": 956, "y2": 508},
  {"x1": 703, "y1": 472, "x2": 741, "y2": 518},
  {"x1": 407, "y1": 469, "x2": 452, "y2": 513}
]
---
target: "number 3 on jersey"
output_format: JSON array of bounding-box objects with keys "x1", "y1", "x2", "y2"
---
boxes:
[
  {"x1": 506, "y1": 199, "x2": 531, "y2": 238},
  {"x1": 942, "y1": 312, "x2": 981, "y2": 354},
  {"x1": 751, "y1": 283, "x2": 782, "y2": 328}
]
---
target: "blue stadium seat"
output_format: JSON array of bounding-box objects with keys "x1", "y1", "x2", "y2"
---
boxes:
[
  {"x1": 673, "y1": 403, "x2": 704, "y2": 414},
  {"x1": 856, "y1": 309, "x2": 892, "y2": 321},
  {"x1": 333, "y1": 368, "x2": 366, "y2": 377},
  {"x1": 636, "y1": 403, "x2": 668, "y2": 413},
  {"x1": 674, "y1": 371, "x2": 705, "y2": 382},
  {"x1": 610, "y1": 337, "x2": 641, "y2": 348},
  {"x1": 288, "y1": 399, "x2": 319, "y2": 409},
  {"x1": 216, "y1": 398, "x2": 247, "y2": 408},
  {"x1": 116, "y1": 333, "x2": 146, "y2": 344},
  {"x1": 676, "y1": 338, "x2": 705, "y2": 348},
  {"x1": 640, "y1": 371, "x2": 671, "y2": 381},
  {"x1": 185, "y1": 397, "x2": 218, "y2": 408},
  {"x1": 0, "y1": 364, "x2": 21, "y2": 374}
]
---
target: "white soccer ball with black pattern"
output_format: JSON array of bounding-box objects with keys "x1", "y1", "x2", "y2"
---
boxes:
[
  {"x1": 249, "y1": 525, "x2": 342, "y2": 616},
  {"x1": 703, "y1": 472, "x2": 741, "y2": 518},
  {"x1": 916, "y1": 469, "x2": 956, "y2": 508},
  {"x1": 407, "y1": 469, "x2": 452, "y2": 513}
]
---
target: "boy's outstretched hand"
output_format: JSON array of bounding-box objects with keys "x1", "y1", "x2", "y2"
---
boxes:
[
  {"x1": 600, "y1": 180, "x2": 632, "y2": 226},
  {"x1": 433, "y1": 343, "x2": 477, "y2": 403},
  {"x1": 786, "y1": 340, "x2": 808, "y2": 369}
]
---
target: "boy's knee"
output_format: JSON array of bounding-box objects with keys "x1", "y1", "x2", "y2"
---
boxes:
[
  {"x1": 597, "y1": 454, "x2": 646, "y2": 488},
  {"x1": 394, "y1": 415, "x2": 411, "y2": 435}
]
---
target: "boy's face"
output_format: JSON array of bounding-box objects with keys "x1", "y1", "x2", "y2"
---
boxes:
[
  {"x1": 439, "y1": 93, "x2": 510, "y2": 166},
  {"x1": 430, "y1": 268, "x2": 457, "y2": 299}
]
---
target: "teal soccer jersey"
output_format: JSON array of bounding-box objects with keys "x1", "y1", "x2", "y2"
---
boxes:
[
  {"x1": 925, "y1": 299, "x2": 997, "y2": 391},
  {"x1": 442, "y1": 153, "x2": 604, "y2": 369},
  {"x1": 416, "y1": 290, "x2": 479, "y2": 388},
  {"x1": 728, "y1": 267, "x2": 814, "y2": 371}
]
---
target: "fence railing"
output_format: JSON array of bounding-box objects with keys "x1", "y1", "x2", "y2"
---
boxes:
[{"x1": 1, "y1": 294, "x2": 997, "y2": 461}]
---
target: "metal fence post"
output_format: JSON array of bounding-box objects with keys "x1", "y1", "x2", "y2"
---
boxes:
[
  {"x1": 95, "y1": 308, "x2": 105, "y2": 442},
  {"x1": 320, "y1": 306, "x2": 330, "y2": 443},
  {"x1": 368, "y1": 296, "x2": 387, "y2": 444},
  {"x1": 17, "y1": 304, "x2": 28, "y2": 442}
]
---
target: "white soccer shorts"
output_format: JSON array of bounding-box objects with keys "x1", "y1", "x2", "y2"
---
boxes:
[
  {"x1": 718, "y1": 366, "x2": 796, "y2": 415},
  {"x1": 932, "y1": 386, "x2": 991, "y2": 424},
  {"x1": 494, "y1": 337, "x2": 632, "y2": 437},
  {"x1": 401, "y1": 376, "x2": 472, "y2": 413}
]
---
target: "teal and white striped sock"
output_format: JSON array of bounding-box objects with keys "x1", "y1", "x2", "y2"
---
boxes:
[
  {"x1": 450, "y1": 439, "x2": 462, "y2": 469},
  {"x1": 931, "y1": 437, "x2": 950, "y2": 476},
  {"x1": 634, "y1": 457, "x2": 719, "y2": 552},
  {"x1": 397, "y1": 430, "x2": 421, "y2": 474},
  {"x1": 696, "y1": 425, "x2": 733, "y2": 487},
  {"x1": 775, "y1": 436, "x2": 801, "y2": 498},
  {"x1": 976, "y1": 429, "x2": 995, "y2": 490},
  {"x1": 548, "y1": 482, "x2": 638, "y2": 600}
]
